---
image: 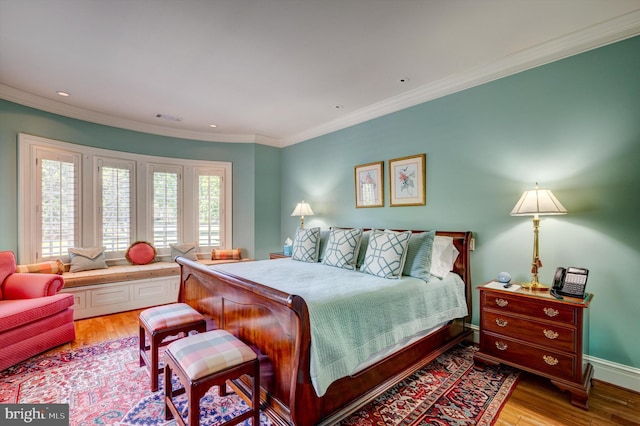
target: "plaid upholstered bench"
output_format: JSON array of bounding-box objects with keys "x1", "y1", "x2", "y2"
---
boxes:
[
  {"x1": 164, "y1": 329, "x2": 260, "y2": 426},
  {"x1": 139, "y1": 303, "x2": 207, "y2": 391}
]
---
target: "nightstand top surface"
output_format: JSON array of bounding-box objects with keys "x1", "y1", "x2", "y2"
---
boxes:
[{"x1": 478, "y1": 281, "x2": 593, "y2": 307}]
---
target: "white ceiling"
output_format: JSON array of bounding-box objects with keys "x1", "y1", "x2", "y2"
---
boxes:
[{"x1": 1, "y1": 1, "x2": 639, "y2": 147}]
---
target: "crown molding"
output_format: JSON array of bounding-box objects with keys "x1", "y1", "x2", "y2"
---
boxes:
[
  {"x1": 2, "y1": 9, "x2": 639, "y2": 148},
  {"x1": 0, "y1": 84, "x2": 284, "y2": 147},
  {"x1": 282, "y1": 10, "x2": 640, "y2": 146}
]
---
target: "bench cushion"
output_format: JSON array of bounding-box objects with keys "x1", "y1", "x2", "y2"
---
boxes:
[
  {"x1": 167, "y1": 330, "x2": 256, "y2": 380},
  {"x1": 62, "y1": 259, "x2": 253, "y2": 288},
  {"x1": 140, "y1": 303, "x2": 204, "y2": 331}
]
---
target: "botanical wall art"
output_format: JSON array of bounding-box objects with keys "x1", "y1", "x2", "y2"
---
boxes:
[
  {"x1": 388, "y1": 154, "x2": 426, "y2": 206},
  {"x1": 354, "y1": 161, "x2": 384, "y2": 208}
]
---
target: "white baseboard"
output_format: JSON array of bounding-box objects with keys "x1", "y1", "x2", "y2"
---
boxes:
[
  {"x1": 467, "y1": 324, "x2": 640, "y2": 393},
  {"x1": 584, "y1": 355, "x2": 640, "y2": 393}
]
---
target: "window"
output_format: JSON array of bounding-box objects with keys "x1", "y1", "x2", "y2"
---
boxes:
[
  {"x1": 97, "y1": 158, "x2": 135, "y2": 254},
  {"x1": 18, "y1": 133, "x2": 232, "y2": 263}
]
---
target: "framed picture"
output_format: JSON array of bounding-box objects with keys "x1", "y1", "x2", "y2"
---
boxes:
[
  {"x1": 389, "y1": 154, "x2": 426, "y2": 206},
  {"x1": 354, "y1": 161, "x2": 384, "y2": 208}
]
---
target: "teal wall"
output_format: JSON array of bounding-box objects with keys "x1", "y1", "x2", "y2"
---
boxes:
[
  {"x1": 281, "y1": 36, "x2": 640, "y2": 368},
  {"x1": 0, "y1": 100, "x2": 281, "y2": 260},
  {"x1": 1, "y1": 36, "x2": 638, "y2": 370}
]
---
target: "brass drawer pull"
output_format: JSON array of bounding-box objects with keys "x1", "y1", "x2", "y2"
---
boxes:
[
  {"x1": 495, "y1": 341, "x2": 508, "y2": 351},
  {"x1": 543, "y1": 307, "x2": 559, "y2": 317},
  {"x1": 495, "y1": 318, "x2": 508, "y2": 327},
  {"x1": 543, "y1": 355, "x2": 559, "y2": 366},
  {"x1": 543, "y1": 329, "x2": 559, "y2": 339},
  {"x1": 495, "y1": 298, "x2": 508, "y2": 307}
]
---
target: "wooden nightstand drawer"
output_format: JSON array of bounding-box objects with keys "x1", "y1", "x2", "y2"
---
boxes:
[
  {"x1": 481, "y1": 331, "x2": 576, "y2": 381},
  {"x1": 482, "y1": 291, "x2": 577, "y2": 325},
  {"x1": 482, "y1": 310, "x2": 576, "y2": 352}
]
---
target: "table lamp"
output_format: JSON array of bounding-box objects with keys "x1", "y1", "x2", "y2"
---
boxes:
[
  {"x1": 510, "y1": 183, "x2": 567, "y2": 290},
  {"x1": 291, "y1": 201, "x2": 314, "y2": 229}
]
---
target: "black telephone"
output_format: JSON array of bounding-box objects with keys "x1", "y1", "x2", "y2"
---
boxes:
[{"x1": 551, "y1": 267, "x2": 589, "y2": 299}]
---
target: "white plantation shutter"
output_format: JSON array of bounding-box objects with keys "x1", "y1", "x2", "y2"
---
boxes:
[
  {"x1": 98, "y1": 158, "x2": 135, "y2": 253},
  {"x1": 151, "y1": 165, "x2": 181, "y2": 248},
  {"x1": 37, "y1": 150, "x2": 80, "y2": 260},
  {"x1": 196, "y1": 169, "x2": 224, "y2": 248}
]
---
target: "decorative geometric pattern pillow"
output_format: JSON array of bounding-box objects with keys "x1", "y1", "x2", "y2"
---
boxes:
[
  {"x1": 402, "y1": 230, "x2": 436, "y2": 281},
  {"x1": 361, "y1": 230, "x2": 412, "y2": 279},
  {"x1": 291, "y1": 227, "x2": 320, "y2": 263},
  {"x1": 322, "y1": 228, "x2": 363, "y2": 270}
]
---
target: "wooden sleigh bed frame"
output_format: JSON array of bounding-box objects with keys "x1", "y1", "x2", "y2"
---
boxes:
[{"x1": 177, "y1": 230, "x2": 473, "y2": 426}]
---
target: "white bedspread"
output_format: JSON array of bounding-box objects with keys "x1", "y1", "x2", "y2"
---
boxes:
[{"x1": 212, "y1": 258, "x2": 468, "y2": 396}]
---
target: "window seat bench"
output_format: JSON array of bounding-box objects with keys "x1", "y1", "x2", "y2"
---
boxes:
[{"x1": 61, "y1": 259, "x2": 251, "y2": 320}]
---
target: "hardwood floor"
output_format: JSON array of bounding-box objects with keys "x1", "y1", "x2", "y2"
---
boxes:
[{"x1": 58, "y1": 309, "x2": 640, "y2": 425}]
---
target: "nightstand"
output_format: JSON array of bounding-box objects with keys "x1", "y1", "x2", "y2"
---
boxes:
[
  {"x1": 474, "y1": 282, "x2": 594, "y2": 410},
  {"x1": 269, "y1": 252, "x2": 290, "y2": 259}
]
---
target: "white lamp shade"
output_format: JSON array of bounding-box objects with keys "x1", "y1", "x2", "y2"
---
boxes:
[
  {"x1": 510, "y1": 185, "x2": 567, "y2": 216},
  {"x1": 291, "y1": 201, "x2": 314, "y2": 217}
]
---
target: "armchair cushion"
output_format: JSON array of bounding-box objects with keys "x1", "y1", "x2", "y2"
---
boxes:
[{"x1": 3, "y1": 273, "x2": 65, "y2": 299}]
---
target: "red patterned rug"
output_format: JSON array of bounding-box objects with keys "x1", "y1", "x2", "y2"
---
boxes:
[{"x1": 0, "y1": 338, "x2": 518, "y2": 425}]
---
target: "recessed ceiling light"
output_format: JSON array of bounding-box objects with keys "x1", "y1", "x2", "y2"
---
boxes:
[
  {"x1": 56, "y1": 91, "x2": 70, "y2": 97},
  {"x1": 155, "y1": 113, "x2": 183, "y2": 122},
  {"x1": 209, "y1": 124, "x2": 217, "y2": 128}
]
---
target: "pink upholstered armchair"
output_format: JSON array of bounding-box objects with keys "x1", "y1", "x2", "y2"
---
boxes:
[{"x1": 0, "y1": 251, "x2": 76, "y2": 371}]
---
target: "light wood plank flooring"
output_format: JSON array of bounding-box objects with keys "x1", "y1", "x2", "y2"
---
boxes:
[{"x1": 55, "y1": 310, "x2": 640, "y2": 425}]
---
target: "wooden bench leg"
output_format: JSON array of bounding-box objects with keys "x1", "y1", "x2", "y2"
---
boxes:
[
  {"x1": 164, "y1": 363, "x2": 174, "y2": 421},
  {"x1": 139, "y1": 325, "x2": 145, "y2": 367}
]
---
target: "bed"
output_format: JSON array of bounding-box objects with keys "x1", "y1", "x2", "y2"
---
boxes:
[{"x1": 177, "y1": 230, "x2": 473, "y2": 426}]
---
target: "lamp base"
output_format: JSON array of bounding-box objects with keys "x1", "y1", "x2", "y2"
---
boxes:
[{"x1": 520, "y1": 282, "x2": 550, "y2": 291}]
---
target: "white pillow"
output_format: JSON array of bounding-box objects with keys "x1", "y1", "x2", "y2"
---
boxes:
[{"x1": 430, "y1": 236, "x2": 460, "y2": 278}]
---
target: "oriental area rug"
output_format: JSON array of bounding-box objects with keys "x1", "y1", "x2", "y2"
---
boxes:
[{"x1": 0, "y1": 338, "x2": 519, "y2": 425}]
